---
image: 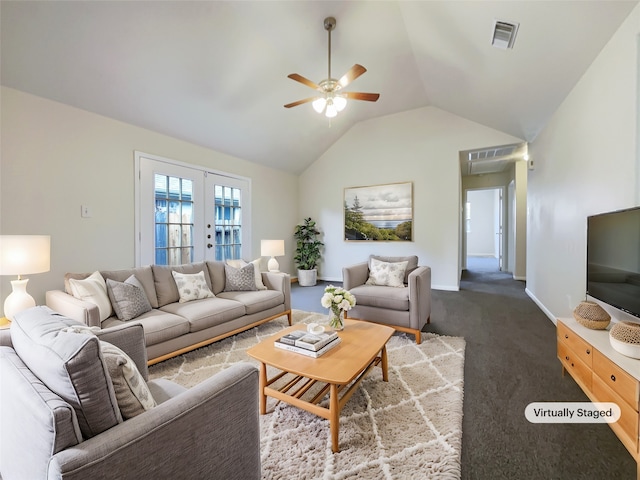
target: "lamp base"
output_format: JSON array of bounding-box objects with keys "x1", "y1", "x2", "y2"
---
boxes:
[
  {"x1": 4, "y1": 278, "x2": 36, "y2": 321},
  {"x1": 267, "y1": 257, "x2": 280, "y2": 273}
]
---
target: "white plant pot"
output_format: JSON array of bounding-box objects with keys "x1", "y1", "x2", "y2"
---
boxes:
[{"x1": 297, "y1": 269, "x2": 317, "y2": 287}]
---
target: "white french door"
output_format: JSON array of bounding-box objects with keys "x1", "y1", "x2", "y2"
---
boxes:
[
  {"x1": 135, "y1": 152, "x2": 250, "y2": 266},
  {"x1": 203, "y1": 173, "x2": 251, "y2": 262}
]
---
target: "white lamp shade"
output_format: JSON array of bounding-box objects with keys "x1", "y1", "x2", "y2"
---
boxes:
[
  {"x1": 260, "y1": 239, "x2": 285, "y2": 257},
  {"x1": 334, "y1": 95, "x2": 347, "y2": 112},
  {"x1": 261, "y1": 239, "x2": 284, "y2": 272},
  {"x1": 0, "y1": 235, "x2": 51, "y2": 276},
  {"x1": 312, "y1": 97, "x2": 327, "y2": 113},
  {"x1": 325, "y1": 100, "x2": 337, "y2": 118}
]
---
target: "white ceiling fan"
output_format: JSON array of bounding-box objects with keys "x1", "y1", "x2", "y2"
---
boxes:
[{"x1": 284, "y1": 16, "x2": 380, "y2": 118}]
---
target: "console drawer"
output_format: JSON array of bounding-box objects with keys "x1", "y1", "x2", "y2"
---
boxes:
[
  {"x1": 558, "y1": 321, "x2": 593, "y2": 368},
  {"x1": 558, "y1": 340, "x2": 592, "y2": 390},
  {"x1": 592, "y1": 374, "x2": 639, "y2": 452},
  {"x1": 593, "y1": 349, "x2": 639, "y2": 411}
]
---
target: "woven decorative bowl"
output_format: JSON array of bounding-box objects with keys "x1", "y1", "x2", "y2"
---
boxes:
[
  {"x1": 609, "y1": 321, "x2": 640, "y2": 359},
  {"x1": 573, "y1": 301, "x2": 611, "y2": 330}
]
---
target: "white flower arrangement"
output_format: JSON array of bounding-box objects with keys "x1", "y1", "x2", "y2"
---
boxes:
[{"x1": 321, "y1": 285, "x2": 356, "y2": 329}]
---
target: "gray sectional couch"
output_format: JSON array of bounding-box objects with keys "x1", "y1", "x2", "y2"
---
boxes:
[{"x1": 46, "y1": 261, "x2": 291, "y2": 364}]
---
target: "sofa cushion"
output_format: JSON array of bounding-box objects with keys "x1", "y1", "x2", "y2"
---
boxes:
[
  {"x1": 160, "y1": 298, "x2": 246, "y2": 333},
  {"x1": 172, "y1": 270, "x2": 215, "y2": 303},
  {"x1": 106, "y1": 275, "x2": 153, "y2": 321},
  {"x1": 349, "y1": 284, "x2": 410, "y2": 311},
  {"x1": 152, "y1": 263, "x2": 213, "y2": 307},
  {"x1": 0, "y1": 346, "x2": 82, "y2": 480},
  {"x1": 102, "y1": 309, "x2": 190, "y2": 347},
  {"x1": 68, "y1": 271, "x2": 113, "y2": 321},
  {"x1": 100, "y1": 341, "x2": 157, "y2": 419},
  {"x1": 370, "y1": 255, "x2": 419, "y2": 283},
  {"x1": 366, "y1": 258, "x2": 408, "y2": 287},
  {"x1": 10, "y1": 306, "x2": 122, "y2": 439},
  {"x1": 217, "y1": 290, "x2": 284, "y2": 316},
  {"x1": 224, "y1": 263, "x2": 258, "y2": 291}
]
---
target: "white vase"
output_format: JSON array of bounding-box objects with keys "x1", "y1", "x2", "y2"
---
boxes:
[{"x1": 328, "y1": 309, "x2": 344, "y2": 331}]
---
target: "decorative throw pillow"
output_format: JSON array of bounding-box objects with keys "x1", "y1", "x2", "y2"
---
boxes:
[
  {"x1": 106, "y1": 275, "x2": 152, "y2": 321},
  {"x1": 224, "y1": 263, "x2": 258, "y2": 291},
  {"x1": 226, "y1": 259, "x2": 267, "y2": 290},
  {"x1": 60, "y1": 324, "x2": 156, "y2": 420},
  {"x1": 100, "y1": 341, "x2": 157, "y2": 419},
  {"x1": 171, "y1": 271, "x2": 215, "y2": 303},
  {"x1": 68, "y1": 271, "x2": 113, "y2": 321},
  {"x1": 12, "y1": 308, "x2": 122, "y2": 439},
  {"x1": 366, "y1": 258, "x2": 409, "y2": 288}
]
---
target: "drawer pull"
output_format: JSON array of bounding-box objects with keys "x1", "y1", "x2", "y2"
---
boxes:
[
  {"x1": 585, "y1": 349, "x2": 590, "y2": 355},
  {"x1": 564, "y1": 334, "x2": 569, "y2": 339},
  {"x1": 571, "y1": 363, "x2": 574, "y2": 367},
  {"x1": 610, "y1": 374, "x2": 616, "y2": 382},
  {"x1": 565, "y1": 356, "x2": 569, "y2": 361}
]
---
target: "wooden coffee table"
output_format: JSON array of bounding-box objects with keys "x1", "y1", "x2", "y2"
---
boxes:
[{"x1": 247, "y1": 319, "x2": 394, "y2": 453}]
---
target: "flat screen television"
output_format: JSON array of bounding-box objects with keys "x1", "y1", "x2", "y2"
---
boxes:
[{"x1": 586, "y1": 206, "x2": 640, "y2": 319}]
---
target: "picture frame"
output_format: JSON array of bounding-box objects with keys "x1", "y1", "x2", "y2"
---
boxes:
[{"x1": 344, "y1": 181, "x2": 413, "y2": 241}]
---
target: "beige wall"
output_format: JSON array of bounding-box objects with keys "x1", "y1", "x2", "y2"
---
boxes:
[
  {"x1": 526, "y1": 4, "x2": 640, "y2": 321},
  {"x1": 0, "y1": 87, "x2": 299, "y2": 309},
  {"x1": 298, "y1": 106, "x2": 522, "y2": 291}
]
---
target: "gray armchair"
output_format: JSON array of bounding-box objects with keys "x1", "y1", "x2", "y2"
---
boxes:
[
  {"x1": 343, "y1": 255, "x2": 431, "y2": 344},
  {"x1": 0, "y1": 307, "x2": 260, "y2": 480}
]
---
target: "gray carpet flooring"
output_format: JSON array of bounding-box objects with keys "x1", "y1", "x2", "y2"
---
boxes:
[{"x1": 291, "y1": 262, "x2": 636, "y2": 480}]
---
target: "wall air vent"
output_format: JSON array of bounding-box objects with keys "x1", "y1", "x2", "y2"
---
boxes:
[{"x1": 491, "y1": 20, "x2": 519, "y2": 49}]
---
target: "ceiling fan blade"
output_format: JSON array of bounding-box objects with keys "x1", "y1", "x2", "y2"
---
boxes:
[
  {"x1": 343, "y1": 91, "x2": 380, "y2": 102},
  {"x1": 287, "y1": 73, "x2": 321, "y2": 90},
  {"x1": 284, "y1": 97, "x2": 318, "y2": 108},
  {"x1": 338, "y1": 64, "x2": 367, "y2": 88}
]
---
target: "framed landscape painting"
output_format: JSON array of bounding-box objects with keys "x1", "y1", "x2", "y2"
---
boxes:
[{"x1": 344, "y1": 182, "x2": 413, "y2": 241}]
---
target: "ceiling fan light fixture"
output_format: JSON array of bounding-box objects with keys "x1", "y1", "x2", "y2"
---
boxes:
[
  {"x1": 284, "y1": 16, "x2": 379, "y2": 117},
  {"x1": 325, "y1": 100, "x2": 338, "y2": 118},
  {"x1": 333, "y1": 95, "x2": 347, "y2": 112},
  {"x1": 312, "y1": 97, "x2": 327, "y2": 113}
]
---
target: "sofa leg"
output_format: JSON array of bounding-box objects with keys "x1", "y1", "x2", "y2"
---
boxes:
[
  {"x1": 415, "y1": 331, "x2": 421, "y2": 344},
  {"x1": 426, "y1": 315, "x2": 431, "y2": 325},
  {"x1": 286, "y1": 310, "x2": 292, "y2": 326}
]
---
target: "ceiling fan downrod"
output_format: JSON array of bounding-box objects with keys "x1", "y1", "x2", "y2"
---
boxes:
[{"x1": 324, "y1": 17, "x2": 336, "y2": 83}]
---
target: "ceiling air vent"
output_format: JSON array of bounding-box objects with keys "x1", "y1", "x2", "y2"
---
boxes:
[{"x1": 491, "y1": 20, "x2": 519, "y2": 49}]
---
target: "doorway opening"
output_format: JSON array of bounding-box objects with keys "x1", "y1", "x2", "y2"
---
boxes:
[
  {"x1": 465, "y1": 188, "x2": 503, "y2": 273},
  {"x1": 458, "y1": 142, "x2": 528, "y2": 284}
]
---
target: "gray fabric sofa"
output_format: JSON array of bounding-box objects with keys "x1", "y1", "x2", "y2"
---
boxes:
[
  {"x1": 0, "y1": 306, "x2": 260, "y2": 480},
  {"x1": 342, "y1": 255, "x2": 431, "y2": 343},
  {"x1": 46, "y1": 261, "x2": 291, "y2": 364}
]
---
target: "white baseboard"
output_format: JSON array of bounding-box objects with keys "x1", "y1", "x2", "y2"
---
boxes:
[
  {"x1": 525, "y1": 287, "x2": 557, "y2": 325},
  {"x1": 513, "y1": 275, "x2": 526, "y2": 281},
  {"x1": 433, "y1": 284, "x2": 460, "y2": 292}
]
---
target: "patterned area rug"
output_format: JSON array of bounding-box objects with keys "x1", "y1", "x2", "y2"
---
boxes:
[{"x1": 148, "y1": 310, "x2": 465, "y2": 480}]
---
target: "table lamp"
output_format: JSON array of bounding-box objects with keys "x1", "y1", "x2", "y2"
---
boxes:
[
  {"x1": 261, "y1": 239, "x2": 284, "y2": 272},
  {"x1": 0, "y1": 235, "x2": 51, "y2": 320}
]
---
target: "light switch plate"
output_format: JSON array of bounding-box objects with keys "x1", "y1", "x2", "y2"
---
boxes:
[{"x1": 81, "y1": 205, "x2": 92, "y2": 218}]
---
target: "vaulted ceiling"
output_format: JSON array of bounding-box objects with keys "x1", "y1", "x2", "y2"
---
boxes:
[{"x1": 1, "y1": 1, "x2": 637, "y2": 174}]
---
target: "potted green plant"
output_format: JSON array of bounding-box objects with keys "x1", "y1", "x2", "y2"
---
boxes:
[{"x1": 293, "y1": 217, "x2": 324, "y2": 286}]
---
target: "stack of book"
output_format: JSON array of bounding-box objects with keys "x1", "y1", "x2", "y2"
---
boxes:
[{"x1": 274, "y1": 330, "x2": 341, "y2": 358}]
